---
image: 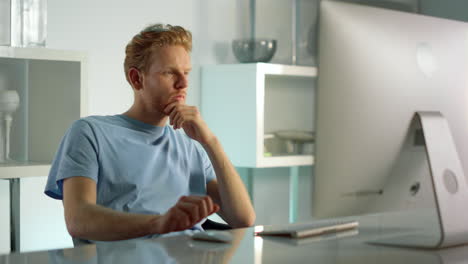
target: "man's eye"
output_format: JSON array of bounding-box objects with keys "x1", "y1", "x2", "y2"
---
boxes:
[{"x1": 184, "y1": 72, "x2": 190, "y2": 76}]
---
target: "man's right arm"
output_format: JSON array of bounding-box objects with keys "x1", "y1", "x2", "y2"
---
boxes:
[{"x1": 63, "y1": 176, "x2": 219, "y2": 241}]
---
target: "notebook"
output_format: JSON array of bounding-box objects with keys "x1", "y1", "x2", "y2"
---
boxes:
[
  {"x1": 256, "y1": 219, "x2": 359, "y2": 239},
  {"x1": 266, "y1": 229, "x2": 359, "y2": 246}
]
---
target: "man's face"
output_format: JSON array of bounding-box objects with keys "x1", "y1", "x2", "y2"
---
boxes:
[{"x1": 139, "y1": 45, "x2": 191, "y2": 114}]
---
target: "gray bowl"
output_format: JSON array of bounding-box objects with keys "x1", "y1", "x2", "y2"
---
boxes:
[{"x1": 232, "y1": 39, "x2": 277, "y2": 63}]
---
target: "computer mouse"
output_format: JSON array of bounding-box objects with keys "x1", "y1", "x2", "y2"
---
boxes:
[
  {"x1": 188, "y1": 240, "x2": 231, "y2": 251},
  {"x1": 191, "y1": 231, "x2": 233, "y2": 243}
]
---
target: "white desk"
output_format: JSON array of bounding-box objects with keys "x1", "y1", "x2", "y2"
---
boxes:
[{"x1": 1, "y1": 216, "x2": 468, "y2": 264}]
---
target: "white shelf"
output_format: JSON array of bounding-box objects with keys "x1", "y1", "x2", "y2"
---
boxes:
[
  {"x1": 0, "y1": 162, "x2": 50, "y2": 179},
  {"x1": 259, "y1": 155, "x2": 315, "y2": 168},
  {"x1": 202, "y1": 63, "x2": 317, "y2": 168},
  {"x1": 0, "y1": 47, "x2": 87, "y2": 171},
  {"x1": 252, "y1": 63, "x2": 317, "y2": 77},
  {"x1": 0, "y1": 46, "x2": 86, "y2": 62}
]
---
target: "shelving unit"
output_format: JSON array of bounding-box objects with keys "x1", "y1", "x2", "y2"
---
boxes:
[
  {"x1": 0, "y1": 46, "x2": 87, "y2": 178},
  {"x1": 0, "y1": 46, "x2": 87, "y2": 252},
  {"x1": 201, "y1": 63, "x2": 317, "y2": 168}
]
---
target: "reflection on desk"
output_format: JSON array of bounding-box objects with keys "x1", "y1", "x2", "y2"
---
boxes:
[
  {"x1": 1, "y1": 229, "x2": 247, "y2": 264},
  {"x1": 2, "y1": 220, "x2": 468, "y2": 264}
]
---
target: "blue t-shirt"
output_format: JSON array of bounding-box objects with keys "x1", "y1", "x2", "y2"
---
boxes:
[{"x1": 45, "y1": 115, "x2": 216, "y2": 232}]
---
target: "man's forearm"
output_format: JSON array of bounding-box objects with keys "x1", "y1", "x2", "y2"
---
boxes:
[
  {"x1": 65, "y1": 202, "x2": 160, "y2": 241},
  {"x1": 202, "y1": 137, "x2": 256, "y2": 227}
]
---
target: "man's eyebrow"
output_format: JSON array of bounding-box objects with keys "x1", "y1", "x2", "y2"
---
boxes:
[{"x1": 164, "y1": 66, "x2": 192, "y2": 72}]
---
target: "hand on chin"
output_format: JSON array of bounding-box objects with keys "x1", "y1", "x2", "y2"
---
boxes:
[{"x1": 163, "y1": 101, "x2": 215, "y2": 145}]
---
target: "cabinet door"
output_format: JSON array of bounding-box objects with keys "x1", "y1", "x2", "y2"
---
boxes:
[
  {"x1": 20, "y1": 176, "x2": 73, "y2": 252},
  {"x1": 0, "y1": 180, "x2": 10, "y2": 254}
]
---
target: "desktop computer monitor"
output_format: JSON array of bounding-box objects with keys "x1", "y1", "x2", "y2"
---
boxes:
[{"x1": 313, "y1": 0, "x2": 468, "y2": 247}]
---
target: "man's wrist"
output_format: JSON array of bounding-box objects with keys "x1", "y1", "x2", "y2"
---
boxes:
[{"x1": 147, "y1": 214, "x2": 164, "y2": 235}]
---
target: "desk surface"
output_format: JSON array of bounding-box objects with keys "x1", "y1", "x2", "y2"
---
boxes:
[{"x1": 2, "y1": 216, "x2": 468, "y2": 264}]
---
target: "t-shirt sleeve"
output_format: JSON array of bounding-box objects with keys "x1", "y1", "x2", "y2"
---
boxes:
[{"x1": 44, "y1": 119, "x2": 99, "y2": 200}]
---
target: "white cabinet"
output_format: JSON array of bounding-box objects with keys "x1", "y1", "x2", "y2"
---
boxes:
[
  {"x1": 0, "y1": 46, "x2": 87, "y2": 178},
  {"x1": 20, "y1": 176, "x2": 73, "y2": 252},
  {"x1": 201, "y1": 63, "x2": 317, "y2": 168},
  {"x1": 0, "y1": 46, "x2": 87, "y2": 252}
]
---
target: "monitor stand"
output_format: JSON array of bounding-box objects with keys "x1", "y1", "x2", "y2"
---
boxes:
[
  {"x1": 371, "y1": 111, "x2": 468, "y2": 248},
  {"x1": 416, "y1": 111, "x2": 468, "y2": 248}
]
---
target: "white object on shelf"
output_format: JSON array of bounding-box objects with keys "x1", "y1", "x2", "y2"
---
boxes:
[
  {"x1": 0, "y1": 89, "x2": 20, "y2": 162},
  {"x1": 274, "y1": 130, "x2": 314, "y2": 142},
  {"x1": 10, "y1": 0, "x2": 47, "y2": 47},
  {"x1": 201, "y1": 63, "x2": 317, "y2": 168},
  {"x1": 274, "y1": 130, "x2": 315, "y2": 155}
]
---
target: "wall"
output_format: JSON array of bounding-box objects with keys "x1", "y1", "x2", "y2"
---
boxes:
[
  {"x1": 47, "y1": 0, "x2": 252, "y2": 115},
  {"x1": 47, "y1": 0, "x2": 199, "y2": 115},
  {"x1": 420, "y1": 0, "x2": 468, "y2": 22}
]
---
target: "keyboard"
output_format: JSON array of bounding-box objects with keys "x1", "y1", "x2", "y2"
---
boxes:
[{"x1": 256, "y1": 219, "x2": 359, "y2": 239}]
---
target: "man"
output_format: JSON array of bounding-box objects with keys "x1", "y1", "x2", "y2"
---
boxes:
[{"x1": 45, "y1": 23, "x2": 255, "y2": 242}]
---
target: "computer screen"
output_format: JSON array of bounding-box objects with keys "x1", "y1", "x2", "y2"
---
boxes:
[{"x1": 313, "y1": 0, "x2": 468, "y2": 240}]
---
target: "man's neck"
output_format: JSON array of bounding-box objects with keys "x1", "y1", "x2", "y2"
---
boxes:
[{"x1": 123, "y1": 107, "x2": 168, "y2": 127}]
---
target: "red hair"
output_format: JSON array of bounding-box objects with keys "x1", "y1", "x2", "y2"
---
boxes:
[{"x1": 124, "y1": 24, "x2": 192, "y2": 84}]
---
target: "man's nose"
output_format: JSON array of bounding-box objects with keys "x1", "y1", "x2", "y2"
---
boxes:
[{"x1": 175, "y1": 74, "x2": 188, "y2": 89}]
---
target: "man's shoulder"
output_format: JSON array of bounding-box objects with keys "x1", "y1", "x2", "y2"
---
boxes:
[
  {"x1": 80, "y1": 115, "x2": 119, "y2": 124},
  {"x1": 73, "y1": 115, "x2": 122, "y2": 128},
  {"x1": 66, "y1": 115, "x2": 122, "y2": 136}
]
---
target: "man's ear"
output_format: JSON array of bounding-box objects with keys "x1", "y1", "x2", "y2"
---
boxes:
[{"x1": 128, "y1": 67, "x2": 143, "y2": 90}]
